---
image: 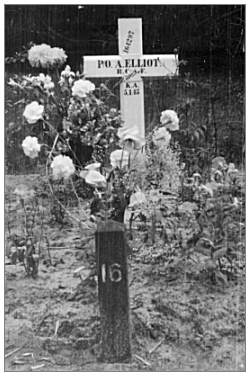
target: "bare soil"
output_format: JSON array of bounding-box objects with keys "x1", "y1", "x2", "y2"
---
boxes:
[{"x1": 5, "y1": 175, "x2": 245, "y2": 371}]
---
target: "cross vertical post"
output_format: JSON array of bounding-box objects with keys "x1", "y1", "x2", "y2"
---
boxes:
[{"x1": 118, "y1": 19, "x2": 145, "y2": 142}]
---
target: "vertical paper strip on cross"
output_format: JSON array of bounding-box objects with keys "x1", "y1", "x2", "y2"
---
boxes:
[
  {"x1": 120, "y1": 77, "x2": 145, "y2": 142},
  {"x1": 118, "y1": 18, "x2": 143, "y2": 56}
]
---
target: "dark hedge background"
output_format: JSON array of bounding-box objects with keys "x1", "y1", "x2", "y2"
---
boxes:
[
  {"x1": 5, "y1": 5, "x2": 245, "y2": 174},
  {"x1": 5, "y1": 5, "x2": 244, "y2": 74}
]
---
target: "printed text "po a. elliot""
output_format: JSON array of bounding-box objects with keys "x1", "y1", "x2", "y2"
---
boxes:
[{"x1": 97, "y1": 58, "x2": 161, "y2": 70}]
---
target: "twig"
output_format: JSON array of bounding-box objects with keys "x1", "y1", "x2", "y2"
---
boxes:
[
  {"x1": 38, "y1": 209, "x2": 52, "y2": 265},
  {"x1": 5, "y1": 342, "x2": 27, "y2": 359},
  {"x1": 38, "y1": 357, "x2": 53, "y2": 363},
  {"x1": 12, "y1": 359, "x2": 26, "y2": 365},
  {"x1": 148, "y1": 338, "x2": 165, "y2": 355},
  {"x1": 65, "y1": 138, "x2": 84, "y2": 170},
  {"x1": 31, "y1": 364, "x2": 45, "y2": 370},
  {"x1": 70, "y1": 178, "x2": 89, "y2": 222},
  {"x1": 21, "y1": 352, "x2": 33, "y2": 357},
  {"x1": 129, "y1": 277, "x2": 136, "y2": 287},
  {"x1": 5, "y1": 347, "x2": 22, "y2": 359},
  {"x1": 43, "y1": 120, "x2": 83, "y2": 170},
  {"x1": 20, "y1": 199, "x2": 28, "y2": 238},
  {"x1": 49, "y1": 246, "x2": 74, "y2": 250},
  {"x1": 45, "y1": 236, "x2": 52, "y2": 266},
  {"x1": 43, "y1": 119, "x2": 58, "y2": 134},
  {"x1": 35, "y1": 313, "x2": 50, "y2": 335},
  {"x1": 45, "y1": 134, "x2": 81, "y2": 225},
  {"x1": 53, "y1": 320, "x2": 60, "y2": 337},
  {"x1": 73, "y1": 266, "x2": 87, "y2": 274},
  {"x1": 134, "y1": 354, "x2": 152, "y2": 367}
]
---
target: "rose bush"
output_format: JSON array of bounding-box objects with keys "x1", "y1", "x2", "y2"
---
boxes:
[{"x1": 9, "y1": 42, "x2": 183, "y2": 225}]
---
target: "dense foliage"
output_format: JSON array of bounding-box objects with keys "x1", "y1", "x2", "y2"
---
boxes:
[{"x1": 5, "y1": 5, "x2": 244, "y2": 74}]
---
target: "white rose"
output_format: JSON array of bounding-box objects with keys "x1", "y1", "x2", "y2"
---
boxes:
[
  {"x1": 72, "y1": 79, "x2": 95, "y2": 98},
  {"x1": 30, "y1": 74, "x2": 54, "y2": 90},
  {"x1": 51, "y1": 155, "x2": 75, "y2": 180},
  {"x1": 27, "y1": 74, "x2": 44, "y2": 87},
  {"x1": 38, "y1": 73, "x2": 46, "y2": 82},
  {"x1": 22, "y1": 75, "x2": 37, "y2": 85},
  {"x1": 23, "y1": 101, "x2": 44, "y2": 124},
  {"x1": 43, "y1": 75, "x2": 55, "y2": 90},
  {"x1": 68, "y1": 77, "x2": 74, "y2": 86},
  {"x1": 153, "y1": 127, "x2": 171, "y2": 146},
  {"x1": 28, "y1": 44, "x2": 67, "y2": 68},
  {"x1": 28, "y1": 44, "x2": 52, "y2": 68},
  {"x1": 79, "y1": 170, "x2": 88, "y2": 179},
  {"x1": 160, "y1": 109, "x2": 179, "y2": 131},
  {"x1": 49, "y1": 47, "x2": 67, "y2": 66},
  {"x1": 109, "y1": 108, "x2": 118, "y2": 118},
  {"x1": 61, "y1": 65, "x2": 75, "y2": 78},
  {"x1": 84, "y1": 162, "x2": 101, "y2": 171},
  {"x1": 110, "y1": 149, "x2": 129, "y2": 168},
  {"x1": 79, "y1": 162, "x2": 101, "y2": 179},
  {"x1": 22, "y1": 136, "x2": 41, "y2": 159},
  {"x1": 84, "y1": 170, "x2": 106, "y2": 188},
  {"x1": 117, "y1": 126, "x2": 145, "y2": 149},
  {"x1": 59, "y1": 66, "x2": 75, "y2": 86}
]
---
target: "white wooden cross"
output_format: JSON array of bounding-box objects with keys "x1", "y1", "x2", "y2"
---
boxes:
[{"x1": 83, "y1": 18, "x2": 178, "y2": 147}]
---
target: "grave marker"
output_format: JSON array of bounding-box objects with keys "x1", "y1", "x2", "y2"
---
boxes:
[
  {"x1": 83, "y1": 18, "x2": 178, "y2": 146},
  {"x1": 95, "y1": 220, "x2": 131, "y2": 362}
]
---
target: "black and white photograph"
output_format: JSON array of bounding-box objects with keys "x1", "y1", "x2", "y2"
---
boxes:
[{"x1": 4, "y1": 3, "x2": 245, "y2": 372}]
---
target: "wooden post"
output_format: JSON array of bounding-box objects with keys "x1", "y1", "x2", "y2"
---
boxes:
[{"x1": 95, "y1": 220, "x2": 131, "y2": 362}]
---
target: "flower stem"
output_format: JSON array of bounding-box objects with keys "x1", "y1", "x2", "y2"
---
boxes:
[
  {"x1": 45, "y1": 133, "x2": 82, "y2": 225},
  {"x1": 70, "y1": 178, "x2": 89, "y2": 222}
]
